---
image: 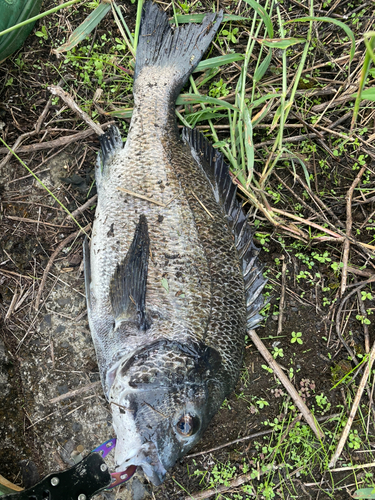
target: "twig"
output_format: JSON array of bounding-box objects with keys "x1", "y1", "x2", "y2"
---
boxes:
[
  {"x1": 7, "y1": 216, "x2": 72, "y2": 229},
  {"x1": 35, "y1": 223, "x2": 91, "y2": 311},
  {"x1": 50, "y1": 381, "x2": 102, "y2": 404},
  {"x1": 248, "y1": 329, "x2": 324, "y2": 440},
  {"x1": 187, "y1": 413, "x2": 340, "y2": 459},
  {"x1": 65, "y1": 195, "x2": 98, "y2": 221},
  {"x1": 35, "y1": 97, "x2": 52, "y2": 134},
  {"x1": 0, "y1": 130, "x2": 39, "y2": 167},
  {"x1": 186, "y1": 429, "x2": 274, "y2": 458},
  {"x1": 0, "y1": 129, "x2": 96, "y2": 155},
  {"x1": 272, "y1": 207, "x2": 375, "y2": 253},
  {"x1": 277, "y1": 257, "x2": 287, "y2": 335},
  {"x1": 335, "y1": 279, "x2": 375, "y2": 364},
  {"x1": 330, "y1": 462, "x2": 375, "y2": 472},
  {"x1": 271, "y1": 208, "x2": 343, "y2": 239},
  {"x1": 329, "y1": 340, "x2": 375, "y2": 468},
  {"x1": 341, "y1": 165, "x2": 366, "y2": 296},
  {"x1": 291, "y1": 171, "x2": 345, "y2": 229},
  {"x1": 48, "y1": 85, "x2": 104, "y2": 136}
]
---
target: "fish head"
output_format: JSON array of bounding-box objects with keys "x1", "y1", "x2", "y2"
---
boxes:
[{"x1": 108, "y1": 340, "x2": 225, "y2": 485}]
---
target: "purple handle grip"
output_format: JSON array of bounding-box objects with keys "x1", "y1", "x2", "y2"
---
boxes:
[{"x1": 92, "y1": 438, "x2": 137, "y2": 489}]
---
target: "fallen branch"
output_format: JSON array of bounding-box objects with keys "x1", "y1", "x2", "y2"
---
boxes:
[
  {"x1": 48, "y1": 85, "x2": 104, "y2": 136},
  {"x1": 0, "y1": 129, "x2": 95, "y2": 155},
  {"x1": 248, "y1": 329, "x2": 324, "y2": 440}
]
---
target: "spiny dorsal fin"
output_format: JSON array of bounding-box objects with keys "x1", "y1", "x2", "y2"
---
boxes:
[
  {"x1": 110, "y1": 214, "x2": 150, "y2": 331},
  {"x1": 99, "y1": 125, "x2": 123, "y2": 167},
  {"x1": 182, "y1": 127, "x2": 267, "y2": 329}
]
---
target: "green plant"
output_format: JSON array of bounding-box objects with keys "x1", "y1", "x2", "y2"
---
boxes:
[
  {"x1": 221, "y1": 26, "x2": 239, "y2": 44},
  {"x1": 35, "y1": 25, "x2": 48, "y2": 40},
  {"x1": 291, "y1": 331, "x2": 303, "y2": 344},
  {"x1": 272, "y1": 346, "x2": 284, "y2": 359}
]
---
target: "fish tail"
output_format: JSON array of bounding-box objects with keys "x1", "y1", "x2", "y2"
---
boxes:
[{"x1": 134, "y1": 2, "x2": 223, "y2": 93}]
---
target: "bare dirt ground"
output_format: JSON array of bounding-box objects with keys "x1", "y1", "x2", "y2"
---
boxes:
[{"x1": 1, "y1": 1, "x2": 375, "y2": 499}]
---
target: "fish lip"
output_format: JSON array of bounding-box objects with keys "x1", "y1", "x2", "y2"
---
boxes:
[
  {"x1": 116, "y1": 442, "x2": 167, "y2": 486},
  {"x1": 117, "y1": 455, "x2": 167, "y2": 486}
]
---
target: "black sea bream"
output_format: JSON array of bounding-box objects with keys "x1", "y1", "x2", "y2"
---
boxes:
[{"x1": 84, "y1": 1, "x2": 266, "y2": 485}]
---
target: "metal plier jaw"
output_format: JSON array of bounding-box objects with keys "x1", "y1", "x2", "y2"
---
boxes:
[{"x1": 1, "y1": 439, "x2": 136, "y2": 500}]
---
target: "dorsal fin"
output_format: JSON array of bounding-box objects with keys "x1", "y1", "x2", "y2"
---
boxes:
[
  {"x1": 182, "y1": 127, "x2": 266, "y2": 329},
  {"x1": 110, "y1": 214, "x2": 150, "y2": 331}
]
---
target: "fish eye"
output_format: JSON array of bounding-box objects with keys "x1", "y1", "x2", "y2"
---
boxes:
[{"x1": 176, "y1": 414, "x2": 199, "y2": 437}]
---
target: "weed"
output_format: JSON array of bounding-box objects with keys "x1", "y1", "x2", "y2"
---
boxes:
[
  {"x1": 291, "y1": 331, "x2": 303, "y2": 344},
  {"x1": 208, "y1": 78, "x2": 230, "y2": 98},
  {"x1": 272, "y1": 346, "x2": 284, "y2": 359}
]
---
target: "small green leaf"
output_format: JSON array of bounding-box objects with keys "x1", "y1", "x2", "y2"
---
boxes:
[
  {"x1": 353, "y1": 487, "x2": 375, "y2": 499},
  {"x1": 161, "y1": 278, "x2": 169, "y2": 292},
  {"x1": 352, "y1": 87, "x2": 375, "y2": 102},
  {"x1": 254, "y1": 50, "x2": 272, "y2": 82}
]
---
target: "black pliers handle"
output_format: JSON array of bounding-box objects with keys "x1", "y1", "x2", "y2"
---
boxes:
[{"x1": 1, "y1": 452, "x2": 111, "y2": 500}]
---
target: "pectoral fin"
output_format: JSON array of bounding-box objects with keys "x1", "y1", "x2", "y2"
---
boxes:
[{"x1": 110, "y1": 214, "x2": 150, "y2": 330}]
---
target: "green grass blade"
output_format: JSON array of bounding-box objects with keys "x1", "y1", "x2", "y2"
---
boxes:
[
  {"x1": 259, "y1": 37, "x2": 306, "y2": 49},
  {"x1": 134, "y1": 0, "x2": 144, "y2": 52},
  {"x1": 0, "y1": 0, "x2": 81, "y2": 38},
  {"x1": 254, "y1": 50, "x2": 272, "y2": 82},
  {"x1": 243, "y1": 106, "x2": 254, "y2": 185},
  {"x1": 194, "y1": 53, "x2": 244, "y2": 72},
  {"x1": 108, "y1": 108, "x2": 133, "y2": 119},
  {"x1": 285, "y1": 17, "x2": 355, "y2": 60},
  {"x1": 54, "y1": 3, "x2": 111, "y2": 54},
  {"x1": 243, "y1": 0, "x2": 274, "y2": 37},
  {"x1": 285, "y1": 150, "x2": 311, "y2": 189},
  {"x1": 176, "y1": 94, "x2": 239, "y2": 110},
  {"x1": 351, "y1": 35, "x2": 375, "y2": 129},
  {"x1": 250, "y1": 93, "x2": 281, "y2": 109},
  {"x1": 112, "y1": 1, "x2": 134, "y2": 45},
  {"x1": 174, "y1": 13, "x2": 249, "y2": 23}
]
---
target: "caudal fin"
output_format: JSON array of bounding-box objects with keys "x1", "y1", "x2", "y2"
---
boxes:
[{"x1": 134, "y1": 2, "x2": 223, "y2": 93}]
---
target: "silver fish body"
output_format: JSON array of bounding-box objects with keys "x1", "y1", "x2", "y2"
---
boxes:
[{"x1": 84, "y1": 2, "x2": 266, "y2": 485}]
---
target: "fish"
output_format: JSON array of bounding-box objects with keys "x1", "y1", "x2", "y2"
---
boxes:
[{"x1": 83, "y1": 1, "x2": 266, "y2": 486}]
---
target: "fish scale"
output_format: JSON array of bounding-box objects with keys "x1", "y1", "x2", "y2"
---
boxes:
[{"x1": 84, "y1": 1, "x2": 266, "y2": 486}]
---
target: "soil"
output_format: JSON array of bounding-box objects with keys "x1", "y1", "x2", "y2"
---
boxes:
[{"x1": 0, "y1": 1, "x2": 374, "y2": 500}]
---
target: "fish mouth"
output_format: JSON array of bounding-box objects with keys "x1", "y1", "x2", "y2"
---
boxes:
[{"x1": 116, "y1": 442, "x2": 167, "y2": 486}]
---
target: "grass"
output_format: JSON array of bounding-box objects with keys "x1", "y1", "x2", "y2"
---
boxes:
[{"x1": 1, "y1": 0, "x2": 375, "y2": 498}]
